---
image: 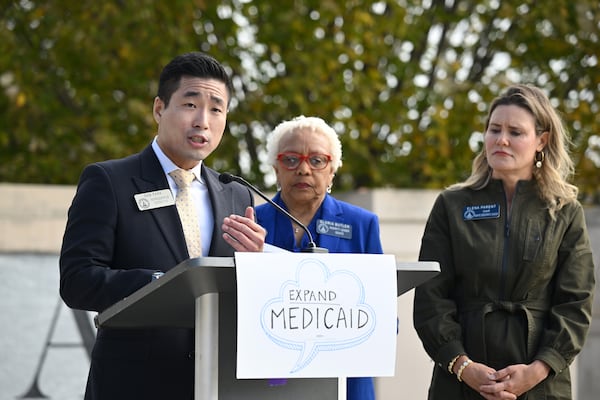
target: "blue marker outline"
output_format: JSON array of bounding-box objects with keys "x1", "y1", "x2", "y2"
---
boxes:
[{"x1": 260, "y1": 258, "x2": 376, "y2": 373}]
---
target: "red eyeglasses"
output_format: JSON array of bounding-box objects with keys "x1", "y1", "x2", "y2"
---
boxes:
[{"x1": 276, "y1": 152, "x2": 332, "y2": 170}]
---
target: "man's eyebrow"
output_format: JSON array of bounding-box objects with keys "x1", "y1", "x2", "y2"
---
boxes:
[
  {"x1": 182, "y1": 90, "x2": 225, "y2": 106},
  {"x1": 183, "y1": 90, "x2": 200, "y2": 98},
  {"x1": 210, "y1": 94, "x2": 225, "y2": 107}
]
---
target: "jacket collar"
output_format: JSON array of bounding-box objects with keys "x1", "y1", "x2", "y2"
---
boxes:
[{"x1": 271, "y1": 193, "x2": 345, "y2": 252}]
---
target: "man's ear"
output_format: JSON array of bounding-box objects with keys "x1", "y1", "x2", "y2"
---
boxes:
[{"x1": 153, "y1": 97, "x2": 164, "y2": 123}]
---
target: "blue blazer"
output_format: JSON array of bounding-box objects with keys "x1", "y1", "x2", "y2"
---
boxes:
[
  {"x1": 256, "y1": 192, "x2": 383, "y2": 254},
  {"x1": 256, "y1": 192, "x2": 383, "y2": 400}
]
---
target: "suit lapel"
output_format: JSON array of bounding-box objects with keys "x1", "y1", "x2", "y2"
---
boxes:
[
  {"x1": 317, "y1": 195, "x2": 344, "y2": 252},
  {"x1": 203, "y1": 166, "x2": 235, "y2": 256},
  {"x1": 132, "y1": 145, "x2": 188, "y2": 262}
]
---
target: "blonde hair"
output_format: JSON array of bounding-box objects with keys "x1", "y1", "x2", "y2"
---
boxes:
[
  {"x1": 450, "y1": 84, "x2": 578, "y2": 217},
  {"x1": 266, "y1": 115, "x2": 343, "y2": 172}
]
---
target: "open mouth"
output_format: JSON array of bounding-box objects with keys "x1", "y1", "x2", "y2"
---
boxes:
[{"x1": 190, "y1": 135, "x2": 208, "y2": 144}]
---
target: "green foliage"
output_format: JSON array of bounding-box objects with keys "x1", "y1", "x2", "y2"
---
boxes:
[{"x1": 1, "y1": 0, "x2": 599, "y2": 203}]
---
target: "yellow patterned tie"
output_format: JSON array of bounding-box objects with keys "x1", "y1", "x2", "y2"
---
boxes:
[{"x1": 169, "y1": 169, "x2": 202, "y2": 258}]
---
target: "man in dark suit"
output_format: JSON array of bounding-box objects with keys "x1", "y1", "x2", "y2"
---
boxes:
[{"x1": 59, "y1": 52, "x2": 265, "y2": 399}]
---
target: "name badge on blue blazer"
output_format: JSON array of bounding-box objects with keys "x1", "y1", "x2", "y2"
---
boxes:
[
  {"x1": 316, "y1": 219, "x2": 352, "y2": 239},
  {"x1": 463, "y1": 204, "x2": 500, "y2": 220}
]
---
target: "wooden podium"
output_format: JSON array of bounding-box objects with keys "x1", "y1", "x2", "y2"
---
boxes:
[{"x1": 95, "y1": 256, "x2": 439, "y2": 400}]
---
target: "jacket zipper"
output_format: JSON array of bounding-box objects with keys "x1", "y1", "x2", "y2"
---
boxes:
[{"x1": 499, "y1": 187, "x2": 513, "y2": 301}]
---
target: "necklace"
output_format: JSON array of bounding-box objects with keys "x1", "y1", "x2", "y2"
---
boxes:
[{"x1": 292, "y1": 222, "x2": 303, "y2": 234}]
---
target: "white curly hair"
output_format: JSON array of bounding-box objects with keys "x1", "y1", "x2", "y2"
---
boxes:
[{"x1": 265, "y1": 115, "x2": 343, "y2": 172}]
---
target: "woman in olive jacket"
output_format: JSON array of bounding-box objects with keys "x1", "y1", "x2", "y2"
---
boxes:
[{"x1": 413, "y1": 84, "x2": 595, "y2": 400}]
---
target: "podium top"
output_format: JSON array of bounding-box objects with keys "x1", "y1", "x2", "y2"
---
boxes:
[
  {"x1": 95, "y1": 256, "x2": 439, "y2": 329},
  {"x1": 396, "y1": 260, "x2": 439, "y2": 295},
  {"x1": 95, "y1": 257, "x2": 236, "y2": 329}
]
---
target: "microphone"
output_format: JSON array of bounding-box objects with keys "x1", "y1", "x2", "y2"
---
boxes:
[{"x1": 218, "y1": 173, "x2": 328, "y2": 253}]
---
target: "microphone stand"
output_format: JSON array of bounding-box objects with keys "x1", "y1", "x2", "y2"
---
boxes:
[{"x1": 219, "y1": 173, "x2": 328, "y2": 253}]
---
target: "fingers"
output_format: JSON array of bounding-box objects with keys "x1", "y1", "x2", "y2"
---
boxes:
[
  {"x1": 244, "y1": 206, "x2": 255, "y2": 221},
  {"x1": 479, "y1": 390, "x2": 517, "y2": 400},
  {"x1": 221, "y1": 209, "x2": 266, "y2": 252},
  {"x1": 479, "y1": 393, "x2": 508, "y2": 400},
  {"x1": 479, "y1": 383, "x2": 517, "y2": 400},
  {"x1": 489, "y1": 366, "x2": 512, "y2": 382},
  {"x1": 480, "y1": 365, "x2": 529, "y2": 400},
  {"x1": 460, "y1": 361, "x2": 496, "y2": 388}
]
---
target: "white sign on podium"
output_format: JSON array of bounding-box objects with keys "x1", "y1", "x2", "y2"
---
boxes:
[{"x1": 235, "y1": 252, "x2": 398, "y2": 379}]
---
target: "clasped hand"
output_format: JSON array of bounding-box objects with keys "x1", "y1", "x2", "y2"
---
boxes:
[{"x1": 460, "y1": 360, "x2": 550, "y2": 400}]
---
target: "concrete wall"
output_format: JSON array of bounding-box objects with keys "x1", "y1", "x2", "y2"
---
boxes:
[
  {"x1": 1, "y1": 183, "x2": 598, "y2": 400},
  {"x1": 0, "y1": 183, "x2": 75, "y2": 253}
]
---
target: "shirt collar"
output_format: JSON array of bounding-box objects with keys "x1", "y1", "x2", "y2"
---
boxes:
[{"x1": 151, "y1": 137, "x2": 203, "y2": 183}]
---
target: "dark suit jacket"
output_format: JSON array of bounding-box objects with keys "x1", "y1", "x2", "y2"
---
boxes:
[{"x1": 59, "y1": 144, "x2": 254, "y2": 400}]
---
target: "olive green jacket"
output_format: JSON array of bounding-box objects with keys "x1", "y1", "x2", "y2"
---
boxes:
[{"x1": 413, "y1": 180, "x2": 595, "y2": 400}]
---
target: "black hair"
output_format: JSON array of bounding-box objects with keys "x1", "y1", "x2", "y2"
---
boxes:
[{"x1": 157, "y1": 52, "x2": 233, "y2": 108}]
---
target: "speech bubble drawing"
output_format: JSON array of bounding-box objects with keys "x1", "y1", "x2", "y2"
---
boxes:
[{"x1": 260, "y1": 257, "x2": 376, "y2": 373}]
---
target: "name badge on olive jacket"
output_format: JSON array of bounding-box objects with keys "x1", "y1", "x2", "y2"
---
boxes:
[
  {"x1": 316, "y1": 219, "x2": 353, "y2": 239},
  {"x1": 463, "y1": 204, "x2": 500, "y2": 220}
]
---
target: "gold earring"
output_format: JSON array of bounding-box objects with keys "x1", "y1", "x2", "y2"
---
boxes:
[{"x1": 535, "y1": 150, "x2": 545, "y2": 168}]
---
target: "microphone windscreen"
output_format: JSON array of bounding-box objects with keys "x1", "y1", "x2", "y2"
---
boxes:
[{"x1": 218, "y1": 173, "x2": 234, "y2": 184}]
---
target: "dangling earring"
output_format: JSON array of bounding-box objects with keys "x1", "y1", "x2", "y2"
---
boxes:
[
  {"x1": 276, "y1": 182, "x2": 281, "y2": 191},
  {"x1": 535, "y1": 150, "x2": 545, "y2": 168},
  {"x1": 326, "y1": 184, "x2": 332, "y2": 194}
]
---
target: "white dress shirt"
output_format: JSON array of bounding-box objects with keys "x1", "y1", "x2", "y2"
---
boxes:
[{"x1": 152, "y1": 137, "x2": 214, "y2": 256}]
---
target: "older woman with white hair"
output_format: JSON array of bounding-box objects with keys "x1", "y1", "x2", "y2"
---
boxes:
[{"x1": 255, "y1": 115, "x2": 383, "y2": 400}]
